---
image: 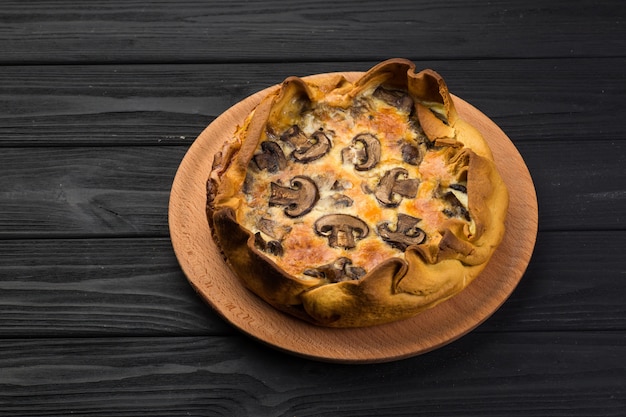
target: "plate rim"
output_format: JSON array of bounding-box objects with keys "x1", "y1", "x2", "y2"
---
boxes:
[{"x1": 168, "y1": 71, "x2": 538, "y2": 363}]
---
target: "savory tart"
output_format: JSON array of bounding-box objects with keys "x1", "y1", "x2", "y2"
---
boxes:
[{"x1": 206, "y1": 58, "x2": 509, "y2": 327}]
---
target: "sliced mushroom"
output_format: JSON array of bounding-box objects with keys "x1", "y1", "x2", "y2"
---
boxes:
[
  {"x1": 449, "y1": 183, "x2": 467, "y2": 193},
  {"x1": 373, "y1": 86, "x2": 414, "y2": 114},
  {"x1": 331, "y1": 193, "x2": 353, "y2": 208},
  {"x1": 430, "y1": 107, "x2": 449, "y2": 125},
  {"x1": 254, "y1": 232, "x2": 284, "y2": 256},
  {"x1": 314, "y1": 214, "x2": 369, "y2": 249},
  {"x1": 253, "y1": 141, "x2": 287, "y2": 172},
  {"x1": 281, "y1": 125, "x2": 332, "y2": 163},
  {"x1": 442, "y1": 191, "x2": 470, "y2": 221},
  {"x1": 330, "y1": 179, "x2": 353, "y2": 191},
  {"x1": 256, "y1": 217, "x2": 291, "y2": 240},
  {"x1": 292, "y1": 130, "x2": 332, "y2": 162},
  {"x1": 269, "y1": 176, "x2": 319, "y2": 218},
  {"x1": 377, "y1": 213, "x2": 426, "y2": 251},
  {"x1": 303, "y1": 257, "x2": 366, "y2": 283},
  {"x1": 341, "y1": 133, "x2": 381, "y2": 171},
  {"x1": 349, "y1": 99, "x2": 371, "y2": 119},
  {"x1": 341, "y1": 144, "x2": 366, "y2": 167},
  {"x1": 330, "y1": 180, "x2": 344, "y2": 191},
  {"x1": 401, "y1": 143, "x2": 422, "y2": 165},
  {"x1": 374, "y1": 168, "x2": 419, "y2": 207},
  {"x1": 280, "y1": 125, "x2": 310, "y2": 149}
]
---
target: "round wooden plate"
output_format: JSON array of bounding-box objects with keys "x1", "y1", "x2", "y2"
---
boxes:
[{"x1": 169, "y1": 72, "x2": 538, "y2": 364}]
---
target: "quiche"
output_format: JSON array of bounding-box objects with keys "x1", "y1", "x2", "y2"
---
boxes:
[{"x1": 206, "y1": 58, "x2": 509, "y2": 327}]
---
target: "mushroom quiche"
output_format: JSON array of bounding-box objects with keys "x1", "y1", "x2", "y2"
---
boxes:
[{"x1": 206, "y1": 58, "x2": 509, "y2": 327}]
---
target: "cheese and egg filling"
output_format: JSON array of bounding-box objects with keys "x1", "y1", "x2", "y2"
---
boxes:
[{"x1": 235, "y1": 87, "x2": 471, "y2": 279}]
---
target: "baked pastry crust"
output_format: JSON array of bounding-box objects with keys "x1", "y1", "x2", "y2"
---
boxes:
[{"x1": 206, "y1": 58, "x2": 509, "y2": 327}]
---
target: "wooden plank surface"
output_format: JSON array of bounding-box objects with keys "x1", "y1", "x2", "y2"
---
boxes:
[
  {"x1": 0, "y1": 238, "x2": 230, "y2": 338},
  {"x1": 0, "y1": 0, "x2": 623, "y2": 64},
  {"x1": 0, "y1": 231, "x2": 624, "y2": 338},
  {"x1": 1, "y1": 58, "x2": 623, "y2": 146},
  {"x1": 0, "y1": 333, "x2": 624, "y2": 416},
  {"x1": 0, "y1": 146, "x2": 185, "y2": 237},
  {"x1": 0, "y1": 141, "x2": 623, "y2": 237},
  {"x1": 1, "y1": 0, "x2": 624, "y2": 413}
]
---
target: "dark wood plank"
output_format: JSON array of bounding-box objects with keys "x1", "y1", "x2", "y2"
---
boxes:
[
  {"x1": 0, "y1": 140, "x2": 623, "y2": 237},
  {"x1": 0, "y1": 1, "x2": 619, "y2": 414},
  {"x1": 0, "y1": 0, "x2": 623, "y2": 64},
  {"x1": 0, "y1": 146, "x2": 187, "y2": 237},
  {"x1": 0, "y1": 231, "x2": 624, "y2": 338},
  {"x1": 0, "y1": 238, "x2": 230, "y2": 338},
  {"x1": 481, "y1": 230, "x2": 626, "y2": 332},
  {"x1": 516, "y1": 139, "x2": 626, "y2": 231},
  {"x1": 1, "y1": 58, "x2": 623, "y2": 146},
  {"x1": 0, "y1": 332, "x2": 624, "y2": 416}
]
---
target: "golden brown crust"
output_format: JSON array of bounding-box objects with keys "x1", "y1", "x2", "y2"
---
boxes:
[{"x1": 207, "y1": 58, "x2": 509, "y2": 327}]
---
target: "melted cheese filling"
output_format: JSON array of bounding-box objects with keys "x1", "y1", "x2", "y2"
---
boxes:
[{"x1": 236, "y1": 88, "x2": 470, "y2": 279}]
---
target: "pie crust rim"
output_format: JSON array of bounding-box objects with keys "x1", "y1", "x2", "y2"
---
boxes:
[{"x1": 169, "y1": 71, "x2": 538, "y2": 363}]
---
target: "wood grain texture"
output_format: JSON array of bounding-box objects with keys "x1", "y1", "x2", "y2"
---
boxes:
[
  {"x1": 516, "y1": 140, "x2": 626, "y2": 231},
  {"x1": 1, "y1": 333, "x2": 624, "y2": 416},
  {"x1": 0, "y1": 146, "x2": 187, "y2": 237},
  {"x1": 169, "y1": 75, "x2": 537, "y2": 362},
  {"x1": 0, "y1": 135, "x2": 622, "y2": 240},
  {"x1": 483, "y1": 230, "x2": 626, "y2": 332},
  {"x1": 0, "y1": 231, "x2": 624, "y2": 338},
  {"x1": 0, "y1": 238, "x2": 230, "y2": 338},
  {"x1": 1, "y1": 58, "x2": 623, "y2": 146},
  {"x1": 0, "y1": 0, "x2": 623, "y2": 64},
  {"x1": 0, "y1": 0, "x2": 623, "y2": 412}
]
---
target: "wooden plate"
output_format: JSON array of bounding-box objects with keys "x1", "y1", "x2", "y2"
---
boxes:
[{"x1": 169, "y1": 72, "x2": 538, "y2": 363}]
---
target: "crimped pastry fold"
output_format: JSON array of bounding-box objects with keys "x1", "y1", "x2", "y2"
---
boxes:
[{"x1": 207, "y1": 58, "x2": 508, "y2": 327}]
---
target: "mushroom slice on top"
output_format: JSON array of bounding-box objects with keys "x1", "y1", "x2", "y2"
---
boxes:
[
  {"x1": 377, "y1": 213, "x2": 426, "y2": 251},
  {"x1": 269, "y1": 176, "x2": 319, "y2": 218},
  {"x1": 373, "y1": 86, "x2": 414, "y2": 114},
  {"x1": 303, "y1": 257, "x2": 366, "y2": 283},
  {"x1": 341, "y1": 133, "x2": 381, "y2": 171},
  {"x1": 280, "y1": 125, "x2": 310, "y2": 149},
  {"x1": 292, "y1": 130, "x2": 332, "y2": 163},
  {"x1": 374, "y1": 168, "x2": 419, "y2": 207},
  {"x1": 314, "y1": 214, "x2": 369, "y2": 249},
  {"x1": 254, "y1": 232, "x2": 284, "y2": 256},
  {"x1": 281, "y1": 125, "x2": 332, "y2": 163},
  {"x1": 401, "y1": 142, "x2": 422, "y2": 166},
  {"x1": 330, "y1": 193, "x2": 354, "y2": 208},
  {"x1": 256, "y1": 217, "x2": 291, "y2": 240},
  {"x1": 449, "y1": 183, "x2": 467, "y2": 193},
  {"x1": 441, "y1": 190, "x2": 470, "y2": 221},
  {"x1": 253, "y1": 141, "x2": 287, "y2": 172}
]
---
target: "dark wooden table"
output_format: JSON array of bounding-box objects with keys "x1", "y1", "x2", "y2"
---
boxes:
[{"x1": 1, "y1": 1, "x2": 624, "y2": 415}]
